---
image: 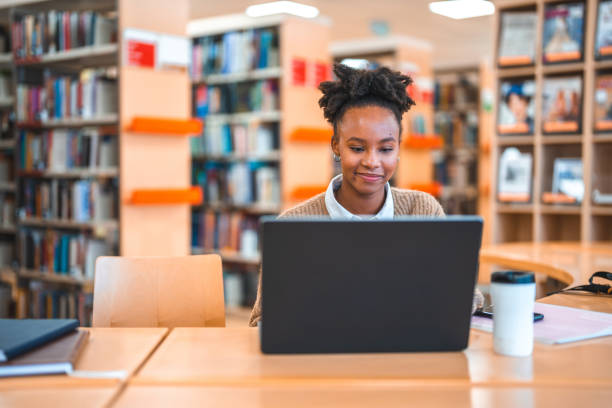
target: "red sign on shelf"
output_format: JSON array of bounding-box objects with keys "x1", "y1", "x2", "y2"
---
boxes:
[
  {"x1": 292, "y1": 58, "x2": 307, "y2": 86},
  {"x1": 313, "y1": 61, "x2": 330, "y2": 87},
  {"x1": 127, "y1": 40, "x2": 155, "y2": 68}
]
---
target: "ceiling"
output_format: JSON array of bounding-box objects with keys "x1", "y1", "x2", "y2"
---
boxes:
[{"x1": 189, "y1": 0, "x2": 498, "y2": 69}]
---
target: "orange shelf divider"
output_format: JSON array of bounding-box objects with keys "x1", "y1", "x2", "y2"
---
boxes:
[
  {"x1": 403, "y1": 135, "x2": 444, "y2": 149},
  {"x1": 408, "y1": 182, "x2": 442, "y2": 197},
  {"x1": 129, "y1": 187, "x2": 203, "y2": 205},
  {"x1": 128, "y1": 116, "x2": 203, "y2": 136},
  {"x1": 289, "y1": 127, "x2": 333, "y2": 143},
  {"x1": 289, "y1": 185, "x2": 327, "y2": 201}
]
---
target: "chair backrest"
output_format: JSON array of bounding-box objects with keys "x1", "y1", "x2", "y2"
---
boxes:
[{"x1": 92, "y1": 254, "x2": 225, "y2": 328}]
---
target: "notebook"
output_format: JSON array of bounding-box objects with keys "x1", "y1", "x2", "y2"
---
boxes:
[
  {"x1": 0, "y1": 329, "x2": 88, "y2": 377},
  {"x1": 471, "y1": 302, "x2": 612, "y2": 344},
  {"x1": 0, "y1": 319, "x2": 79, "y2": 362}
]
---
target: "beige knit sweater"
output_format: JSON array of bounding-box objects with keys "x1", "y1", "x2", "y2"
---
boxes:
[{"x1": 248, "y1": 188, "x2": 484, "y2": 326}]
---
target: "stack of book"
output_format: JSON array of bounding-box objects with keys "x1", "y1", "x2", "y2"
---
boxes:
[
  {"x1": 16, "y1": 68, "x2": 117, "y2": 122},
  {"x1": 19, "y1": 128, "x2": 118, "y2": 171},
  {"x1": 11, "y1": 10, "x2": 116, "y2": 59},
  {"x1": 191, "y1": 121, "x2": 277, "y2": 156},
  {"x1": 191, "y1": 27, "x2": 279, "y2": 79},
  {"x1": 194, "y1": 79, "x2": 278, "y2": 116},
  {"x1": 18, "y1": 229, "x2": 109, "y2": 279},
  {"x1": 193, "y1": 162, "x2": 280, "y2": 207},
  {"x1": 192, "y1": 210, "x2": 259, "y2": 255},
  {"x1": 21, "y1": 178, "x2": 116, "y2": 222}
]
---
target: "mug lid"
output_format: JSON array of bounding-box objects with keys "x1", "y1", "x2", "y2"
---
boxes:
[{"x1": 491, "y1": 271, "x2": 535, "y2": 284}]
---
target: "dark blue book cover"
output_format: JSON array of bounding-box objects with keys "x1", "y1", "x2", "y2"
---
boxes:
[{"x1": 0, "y1": 319, "x2": 78, "y2": 362}]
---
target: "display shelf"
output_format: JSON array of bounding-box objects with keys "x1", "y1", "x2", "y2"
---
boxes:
[
  {"x1": 127, "y1": 117, "x2": 203, "y2": 136},
  {"x1": 192, "y1": 151, "x2": 281, "y2": 162},
  {"x1": 204, "y1": 110, "x2": 282, "y2": 124},
  {"x1": 541, "y1": 135, "x2": 583, "y2": 144},
  {"x1": 0, "y1": 226, "x2": 17, "y2": 234},
  {"x1": 193, "y1": 202, "x2": 282, "y2": 215},
  {"x1": 540, "y1": 204, "x2": 582, "y2": 215},
  {"x1": 17, "y1": 269, "x2": 93, "y2": 291},
  {"x1": 16, "y1": 114, "x2": 119, "y2": 129},
  {"x1": 593, "y1": 134, "x2": 612, "y2": 142},
  {"x1": 193, "y1": 66, "x2": 282, "y2": 85},
  {"x1": 18, "y1": 168, "x2": 119, "y2": 179},
  {"x1": 14, "y1": 43, "x2": 118, "y2": 68},
  {"x1": 542, "y1": 63, "x2": 584, "y2": 75},
  {"x1": 497, "y1": 204, "x2": 534, "y2": 214},
  {"x1": 496, "y1": 213, "x2": 533, "y2": 242},
  {"x1": 497, "y1": 66, "x2": 535, "y2": 78},
  {"x1": 129, "y1": 187, "x2": 203, "y2": 205},
  {"x1": 18, "y1": 217, "x2": 118, "y2": 233},
  {"x1": 497, "y1": 135, "x2": 535, "y2": 145}
]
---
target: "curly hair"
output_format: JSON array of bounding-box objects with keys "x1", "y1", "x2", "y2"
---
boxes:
[{"x1": 318, "y1": 63, "x2": 415, "y2": 140}]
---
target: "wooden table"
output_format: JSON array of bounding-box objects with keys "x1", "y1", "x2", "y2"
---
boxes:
[
  {"x1": 0, "y1": 327, "x2": 167, "y2": 390},
  {"x1": 480, "y1": 241, "x2": 612, "y2": 286}
]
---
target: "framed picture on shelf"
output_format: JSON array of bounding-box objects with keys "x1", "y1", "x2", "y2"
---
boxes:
[
  {"x1": 541, "y1": 75, "x2": 582, "y2": 134},
  {"x1": 542, "y1": 157, "x2": 583, "y2": 204},
  {"x1": 595, "y1": 0, "x2": 612, "y2": 59},
  {"x1": 497, "y1": 147, "x2": 532, "y2": 203},
  {"x1": 594, "y1": 72, "x2": 612, "y2": 131},
  {"x1": 542, "y1": 2, "x2": 585, "y2": 64},
  {"x1": 497, "y1": 9, "x2": 537, "y2": 67},
  {"x1": 497, "y1": 79, "x2": 535, "y2": 135}
]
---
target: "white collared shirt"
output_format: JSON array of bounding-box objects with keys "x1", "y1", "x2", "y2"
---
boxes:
[{"x1": 324, "y1": 174, "x2": 394, "y2": 220}]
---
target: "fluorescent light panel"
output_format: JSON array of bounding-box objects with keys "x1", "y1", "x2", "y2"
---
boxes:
[
  {"x1": 429, "y1": 0, "x2": 495, "y2": 20},
  {"x1": 246, "y1": 1, "x2": 319, "y2": 19}
]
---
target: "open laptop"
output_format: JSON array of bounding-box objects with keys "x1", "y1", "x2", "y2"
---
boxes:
[{"x1": 260, "y1": 216, "x2": 483, "y2": 354}]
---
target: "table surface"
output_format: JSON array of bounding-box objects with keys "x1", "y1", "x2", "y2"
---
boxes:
[
  {"x1": 480, "y1": 241, "x2": 612, "y2": 286},
  {"x1": 0, "y1": 387, "x2": 118, "y2": 408},
  {"x1": 133, "y1": 294, "x2": 612, "y2": 387},
  {"x1": 0, "y1": 327, "x2": 167, "y2": 390},
  {"x1": 114, "y1": 384, "x2": 612, "y2": 408}
]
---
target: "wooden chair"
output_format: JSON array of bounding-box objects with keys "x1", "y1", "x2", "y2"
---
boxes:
[{"x1": 92, "y1": 255, "x2": 225, "y2": 327}]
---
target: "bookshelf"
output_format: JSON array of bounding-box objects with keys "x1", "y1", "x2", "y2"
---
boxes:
[
  {"x1": 0, "y1": 0, "x2": 121, "y2": 323},
  {"x1": 188, "y1": 14, "x2": 331, "y2": 306},
  {"x1": 492, "y1": 0, "x2": 612, "y2": 246},
  {"x1": 330, "y1": 36, "x2": 441, "y2": 195}
]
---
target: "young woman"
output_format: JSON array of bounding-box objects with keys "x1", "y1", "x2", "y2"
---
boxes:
[{"x1": 249, "y1": 63, "x2": 483, "y2": 327}]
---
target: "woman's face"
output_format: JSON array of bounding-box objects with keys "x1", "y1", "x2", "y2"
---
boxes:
[{"x1": 332, "y1": 105, "x2": 400, "y2": 196}]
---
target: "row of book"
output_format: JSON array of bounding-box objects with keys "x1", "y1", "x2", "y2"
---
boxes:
[
  {"x1": 19, "y1": 229, "x2": 110, "y2": 279},
  {"x1": 191, "y1": 210, "x2": 260, "y2": 256},
  {"x1": 19, "y1": 128, "x2": 118, "y2": 171},
  {"x1": 0, "y1": 196, "x2": 15, "y2": 229},
  {"x1": 223, "y1": 271, "x2": 259, "y2": 308},
  {"x1": 433, "y1": 150, "x2": 478, "y2": 189},
  {"x1": 191, "y1": 28, "x2": 279, "y2": 79},
  {"x1": 498, "y1": 1, "x2": 612, "y2": 65},
  {"x1": 21, "y1": 178, "x2": 116, "y2": 222},
  {"x1": 434, "y1": 78, "x2": 479, "y2": 111},
  {"x1": 434, "y1": 111, "x2": 478, "y2": 148},
  {"x1": 16, "y1": 69, "x2": 117, "y2": 122},
  {"x1": 15, "y1": 283, "x2": 92, "y2": 324},
  {"x1": 194, "y1": 162, "x2": 281, "y2": 207},
  {"x1": 194, "y1": 80, "x2": 278, "y2": 116},
  {"x1": 12, "y1": 10, "x2": 116, "y2": 59},
  {"x1": 191, "y1": 122, "x2": 277, "y2": 156}
]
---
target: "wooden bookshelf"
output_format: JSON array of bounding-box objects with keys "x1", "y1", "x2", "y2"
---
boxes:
[
  {"x1": 16, "y1": 113, "x2": 119, "y2": 129},
  {"x1": 189, "y1": 14, "x2": 331, "y2": 272},
  {"x1": 14, "y1": 43, "x2": 118, "y2": 68},
  {"x1": 491, "y1": 0, "x2": 612, "y2": 245},
  {"x1": 18, "y1": 167, "x2": 119, "y2": 179},
  {"x1": 18, "y1": 217, "x2": 118, "y2": 232}
]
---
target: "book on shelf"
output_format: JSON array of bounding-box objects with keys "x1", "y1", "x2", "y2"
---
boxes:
[
  {"x1": 0, "y1": 241, "x2": 14, "y2": 267},
  {"x1": 498, "y1": 79, "x2": 535, "y2": 135},
  {"x1": 0, "y1": 73, "x2": 11, "y2": 99},
  {"x1": 19, "y1": 127, "x2": 118, "y2": 171},
  {"x1": 21, "y1": 178, "x2": 117, "y2": 222},
  {"x1": 192, "y1": 209, "x2": 260, "y2": 257},
  {"x1": 16, "y1": 281, "x2": 92, "y2": 324},
  {"x1": 542, "y1": 2, "x2": 584, "y2": 63},
  {"x1": 0, "y1": 110, "x2": 14, "y2": 141},
  {"x1": 17, "y1": 68, "x2": 117, "y2": 123},
  {"x1": 194, "y1": 161, "x2": 280, "y2": 207},
  {"x1": 593, "y1": 189, "x2": 612, "y2": 204},
  {"x1": 19, "y1": 229, "x2": 109, "y2": 280},
  {"x1": 11, "y1": 10, "x2": 116, "y2": 60},
  {"x1": 594, "y1": 73, "x2": 612, "y2": 130},
  {"x1": 542, "y1": 75, "x2": 582, "y2": 134},
  {"x1": 498, "y1": 147, "x2": 532, "y2": 203},
  {"x1": 191, "y1": 27, "x2": 279, "y2": 79},
  {"x1": 544, "y1": 157, "x2": 583, "y2": 204},
  {"x1": 596, "y1": 1, "x2": 612, "y2": 59},
  {"x1": 194, "y1": 79, "x2": 278, "y2": 116},
  {"x1": 498, "y1": 10, "x2": 537, "y2": 66},
  {"x1": 192, "y1": 120, "x2": 277, "y2": 157},
  {"x1": 0, "y1": 195, "x2": 15, "y2": 230}
]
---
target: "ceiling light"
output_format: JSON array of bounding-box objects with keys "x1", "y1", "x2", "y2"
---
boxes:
[
  {"x1": 429, "y1": 0, "x2": 495, "y2": 20},
  {"x1": 246, "y1": 1, "x2": 319, "y2": 19}
]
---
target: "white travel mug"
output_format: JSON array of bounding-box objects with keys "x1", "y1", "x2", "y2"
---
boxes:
[{"x1": 490, "y1": 271, "x2": 536, "y2": 357}]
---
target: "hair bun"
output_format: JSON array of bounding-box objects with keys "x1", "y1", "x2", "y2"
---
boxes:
[{"x1": 318, "y1": 63, "x2": 415, "y2": 125}]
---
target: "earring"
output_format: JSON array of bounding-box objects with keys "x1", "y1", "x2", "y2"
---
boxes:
[{"x1": 333, "y1": 154, "x2": 341, "y2": 162}]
